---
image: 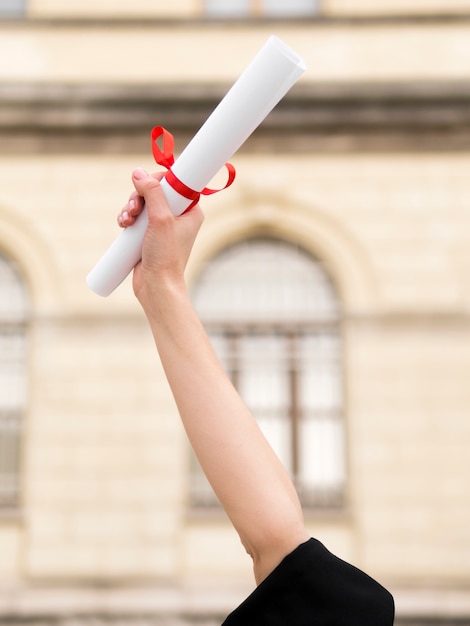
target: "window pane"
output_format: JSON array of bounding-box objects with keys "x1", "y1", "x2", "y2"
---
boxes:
[
  {"x1": 204, "y1": 0, "x2": 318, "y2": 17},
  {"x1": 237, "y1": 334, "x2": 292, "y2": 473},
  {"x1": 0, "y1": 0, "x2": 25, "y2": 17},
  {"x1": 204, "y1": 0, "x2": 250, "y2": 17},
  {"x1": 0, "y1": 333, "x2": 27, "y2": 409},
  {"x1": 191, "y1": 239, "x2": 344, "y2": 509},
  {"x1": 298, "y1": 416, "x2": 345, "y2": 505},
  {"x1": 297, "y1": 331, "x2": 344, "y2": 504},
  {"x1": 263, "y1": 0, "x2": 318, "y2": 16},
  {"x1": 193, "y1": 240, "x2": 339, "y2": 323},
  {"x1": 0, "y1": 255, "x2": 28, "y2": 509},
  {"x1": 299, "y1": 333, "x2": 343, "y2": 411},
  {"x1": 0, "y1": 259, "x2": 28, "y2": 322}
]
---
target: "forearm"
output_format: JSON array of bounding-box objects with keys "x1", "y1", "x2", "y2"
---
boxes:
[
  {"x1": 120, "y1": 170, "x2": 308, "y2": 582},
  {"x1": 142, "y1": 279, "x2": 307, "y2": 579}
]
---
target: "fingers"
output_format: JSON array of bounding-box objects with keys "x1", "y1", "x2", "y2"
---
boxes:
[
  {"x1": 117, "y1": 192, "x2": 142, "y2": 227},
  {"x1": 131, "y1": 168, "x2": 171, "y2": 224},
  {"x1": 117, "y1": 170, "x2": 166, "y2": 228}
]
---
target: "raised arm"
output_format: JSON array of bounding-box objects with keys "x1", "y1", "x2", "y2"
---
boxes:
[{"x1": 121, "y1": 168, "x2": 308, "y2": 584}]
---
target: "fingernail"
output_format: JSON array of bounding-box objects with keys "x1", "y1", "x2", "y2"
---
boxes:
[
  {"x1": 133, "y1": 168, "x2": 148, "y2": 180},
  {"x1": 128, "y1": 199, "x2": 136, "y2": 213},
  {"x1": 122, "y1": 210, "x2": 130, "y2": 222}
]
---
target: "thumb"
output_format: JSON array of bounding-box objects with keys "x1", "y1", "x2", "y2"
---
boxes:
[{"x1": 131, "y1": 168, "x2": 170, "y2": 220}]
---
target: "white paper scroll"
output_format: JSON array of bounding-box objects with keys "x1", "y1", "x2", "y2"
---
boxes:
[{"x1": 87, "y1": 35, "x2": 306, "y2": 296}]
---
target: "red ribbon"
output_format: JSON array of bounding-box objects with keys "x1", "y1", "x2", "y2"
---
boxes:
[{"x1": 151, "y1": 126, "x2": 236, "y2": 211}]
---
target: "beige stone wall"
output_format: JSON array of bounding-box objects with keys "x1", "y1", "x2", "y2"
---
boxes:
[
  {"x1": 28, "y1": 0, "x2": 200, "y2": 18},
  {"x1": 1, "y1": 2, "x2": 470, "y2": 622},
  {"x1": 1, "y1": 148, "x2": 469, "y2": 588},
  {"x1": 3, "y1": 21, "x2": 470, "y2": 84},
  {"x1": 327, "y1": 0, "x2": 470, "y2": 15}
]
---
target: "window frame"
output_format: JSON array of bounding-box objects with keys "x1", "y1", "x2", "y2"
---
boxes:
[
  {"x1": 189, "y1": 238, "x2": 346, "y2": 513},
  {"x1": 0, "y1": 254, "x2": 29, "y2": 514},
  {"x1": 203, "y1": 0, "x2": 321, "y2": 19}
]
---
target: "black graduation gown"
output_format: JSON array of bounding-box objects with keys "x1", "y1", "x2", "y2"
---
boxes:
[{"x1": 222, "y1": 538, "x2": 395, "y2": 625}]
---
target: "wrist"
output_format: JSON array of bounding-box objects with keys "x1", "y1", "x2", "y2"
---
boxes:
[{"x1": 136, "y1": 273, "x2": 189, "y2": 321}]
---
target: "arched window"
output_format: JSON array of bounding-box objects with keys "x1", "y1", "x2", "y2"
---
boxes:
[
  {"x1": 204, "y1": 0, "x2": 319, "y2": 18},
  {"x1": 190, "y1": 239, "x2": 345, "y2": 510},
  {"x1": 0, "y1": 254, "x2": 29, "y2": 510}
]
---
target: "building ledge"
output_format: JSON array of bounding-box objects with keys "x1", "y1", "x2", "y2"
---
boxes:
[
  {"x1": 3, "y1": 13, "x2": 470, "y2": 28},
  {"x1": 2, "y1": 81, "x2": 470, "y2": 154},
  {"x1": 0, "y1": 584, "x2": 470, "y2": 624}
]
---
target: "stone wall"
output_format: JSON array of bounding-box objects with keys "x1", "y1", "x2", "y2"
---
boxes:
[{"x1": 1, "y1": 2, "x2": 469, "y2": 623}]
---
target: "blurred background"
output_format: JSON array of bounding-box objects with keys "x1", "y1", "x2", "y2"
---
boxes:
[{"x1": 1, "y1": 1, "x2": 470, "y2": 624}]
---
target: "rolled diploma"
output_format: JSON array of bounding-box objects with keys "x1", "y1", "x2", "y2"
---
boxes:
[{"x1": 87, "y1": 35, "x2": 306, "y2": 296}]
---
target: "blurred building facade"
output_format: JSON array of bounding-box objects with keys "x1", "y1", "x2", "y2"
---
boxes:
[{"x1": 1, "y1": 1, "x2": 470, "y2": 624}]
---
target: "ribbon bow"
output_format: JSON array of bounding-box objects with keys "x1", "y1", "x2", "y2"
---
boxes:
[{"x1": 151, "y1": 126, "x2": 236, "y2": 211}]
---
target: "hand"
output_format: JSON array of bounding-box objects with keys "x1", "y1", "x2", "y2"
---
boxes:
[{"x1": 117, "y1": 168, "x2": 204, "y2": 307}]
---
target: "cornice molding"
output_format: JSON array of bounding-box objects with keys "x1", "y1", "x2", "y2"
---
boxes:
[
  {"x1": 3, "y1": 81, "x2": 470, "y2": 153},
  {"x1": 3, "y1": 13, "x2": 470, "y2": 28}
]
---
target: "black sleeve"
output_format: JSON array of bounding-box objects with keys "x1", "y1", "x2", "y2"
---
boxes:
[{"x1": 222, "y1": 538, "x2": 395, "y2": 626}]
